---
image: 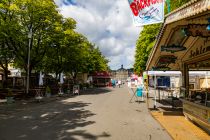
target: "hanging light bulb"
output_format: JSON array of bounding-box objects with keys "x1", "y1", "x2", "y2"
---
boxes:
[{"x1": 206, "y1": 25, "x2": 210, "y2": 31}]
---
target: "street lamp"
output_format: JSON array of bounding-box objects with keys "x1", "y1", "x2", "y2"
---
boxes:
[{"x1": 26, "y1": 27, "x2": 32, "y2": 94}]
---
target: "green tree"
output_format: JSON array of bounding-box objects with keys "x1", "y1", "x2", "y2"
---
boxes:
[
  {"x1": 0, "y1": 0, "x2": 20, "y2": 86},
  {"x1": 13, "y1": 0, "x2": 62, "y2": 75},
  {"x1": 134, "y1": 24, "x2": 161, "y2": 74},
  {"x1": 165, "y1": 0, "x2": 191, "y2": 14},
  {"x1": 0, "y1": 42, "x2": 14, "y2": 87},
  {"x1": 41, "y1": 17, "x2": 89, "y2": 81},
  {"x1": 90, "y1": 47, "x2": 109, "y2": 72},
  {"x1": 0, "y1": 0, "x2": 109, "y2": 86},
  {"x1": 41, "y1": 17, "x2": 77, "y2": 77},
  {"x1": 0, "y1": 0, "x2": 62, "y2": 77}
]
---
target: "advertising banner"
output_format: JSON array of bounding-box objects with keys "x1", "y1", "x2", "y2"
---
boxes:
[{"x1": 128, "y1": 0, "x2": 165, "y2": 26}]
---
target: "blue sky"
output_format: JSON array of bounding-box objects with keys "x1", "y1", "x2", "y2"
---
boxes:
[{"x1": 54, "y1": 0, "x2": 142, "y2": 70}]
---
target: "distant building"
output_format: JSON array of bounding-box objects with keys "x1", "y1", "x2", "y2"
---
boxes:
[
  {"x1": 110, "y1": 65, "x2": 132, "y2": 81},
  {"x1": 127, "y1": 68, "x2": 134, "y2": 77}
]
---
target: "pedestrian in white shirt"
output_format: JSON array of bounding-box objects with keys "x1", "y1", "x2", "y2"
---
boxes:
[{"x1": 118, "y1": 80, "x2": 121, "y2": 88}]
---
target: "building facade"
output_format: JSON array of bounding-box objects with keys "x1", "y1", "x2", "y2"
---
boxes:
[{"x1": 111, "y1": 65, "x2": 131, "y2": 81}]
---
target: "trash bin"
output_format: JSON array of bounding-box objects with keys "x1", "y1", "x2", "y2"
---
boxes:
[
  {"x1": 111, "y1": 80, "x2": 116, "y2": 88},
  {"x1": 136, "y1": 87, "x2": 143, "y2": 97}
]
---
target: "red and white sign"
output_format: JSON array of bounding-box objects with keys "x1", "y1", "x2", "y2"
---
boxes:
[
  {"x1": 128, "y1": 0, "x2": 164, "y2": 26},
  {"x1": 92, "y1": 71, "x2": 111, "y2": 78}
]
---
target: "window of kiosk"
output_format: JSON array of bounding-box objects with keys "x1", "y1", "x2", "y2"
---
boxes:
[{"x1": 187, "y1": 60, "x2": 210, "y2": 107}]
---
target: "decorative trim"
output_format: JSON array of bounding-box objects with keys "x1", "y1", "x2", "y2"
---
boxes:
[
  {"x1": 184, "y1": 24, "x2": 210, "y2": 37},
  {"x1": 184, "y1": 52, "x2": 210, "y2": 64},
  {"x1": 165, "y1": 0, "x2": 210, "y2": 24},
  {"x1": 161, "y1": 44, "x2": 187, "y2": 53}
]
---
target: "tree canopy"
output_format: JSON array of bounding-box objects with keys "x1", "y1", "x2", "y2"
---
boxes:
[
  {"x1": 134, "y1": 24, "x2": 161, "y2": 74},
  {"x1": 0, "y1": 0, "x2": 108, "y2": 87}
]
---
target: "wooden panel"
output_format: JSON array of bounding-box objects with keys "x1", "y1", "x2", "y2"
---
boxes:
[
  {"x1": 183, "y1": 100, "x2": 210, "y2": 123},
  {"x1": 200, "y1": 78, "x2": 210, "y2": 88}
]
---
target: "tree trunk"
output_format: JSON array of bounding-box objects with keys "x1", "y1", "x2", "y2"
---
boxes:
[
  {"x1": 1, "y1": 60, "x2": 9, "y2": 88},
  {"x1": 55, "y1": 72, "x2": 59, "y2": 81},
  {"x1": 73, "y1": 72, "x2": 77, "y2": 84},
  {"x1": 3, "y1": 68, "x2": 8, "y2": 88},
  {"x1": 23, "y1": 65, "x2": 33, "y2": 92},
  {"x1": 29, "y1": 67, "x2": 33, "y2": 88}
]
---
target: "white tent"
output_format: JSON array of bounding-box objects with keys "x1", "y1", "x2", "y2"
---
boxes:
[
  {"x1": 39, "y1": 71, "x2": 43, "y2": 86},
  {"x1": 9, "y1": 68, "x2": 21, "y2": 77},
  {"x1": 60, "y1": 72, "x2": 64, "y2": 84},
  {"x1": 87, "y1": 76, "x2": 93, "y2": 82},
  {"x1": 146, "y1": 71, "x2": 208, "y2": 76},
  {"x1": 147, "y1": 71, "x2": 181, "y2": 76}
]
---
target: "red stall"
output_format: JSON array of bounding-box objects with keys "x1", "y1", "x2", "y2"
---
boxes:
[{"x1": 92, "y1": 71, "x2": 111, "y2": 87}]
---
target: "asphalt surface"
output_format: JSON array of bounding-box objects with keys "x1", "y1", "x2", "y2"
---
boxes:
[{"x1": 0, "y1": 85, "x2": 172, "y2": 140}]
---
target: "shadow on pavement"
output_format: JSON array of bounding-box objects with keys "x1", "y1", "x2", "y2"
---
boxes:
[
  {"x1": 158, "y1": 106, "x2": 184, "y2": 116},
  {"x1": 0, "y1": 100, "x2": 111, "y2": 140},
  {"x1": 158, "y1": 106, "x2": 183, "y2": 111},
  {"x1": 81, "y1": 88, "x2": 112, "y2": 95},
  {"x1": 148, "y1": 108, "x2": 159, "y2": 111},
  {"x1": 135, "y1": 100, "x2": 145, "y2": 103},
  {"x1": 151, "y1": 98, "x2": 183, "y2": 108}
]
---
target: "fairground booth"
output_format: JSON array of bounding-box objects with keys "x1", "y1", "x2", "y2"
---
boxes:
[
  {"x1": 146, "y1": 0, "x2": 210, "y2": 133},
  {"x1": 91, "y1": 71, "x2": 111, "y2": 87}
]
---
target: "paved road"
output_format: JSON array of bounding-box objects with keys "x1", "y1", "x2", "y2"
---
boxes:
[{"x1": 0, "y1": 86, "x2": 172, "y2": 140}]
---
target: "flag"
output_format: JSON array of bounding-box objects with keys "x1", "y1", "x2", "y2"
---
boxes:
[{"x1": 128, "y1": 0, "x2": 165, "y2": 26}]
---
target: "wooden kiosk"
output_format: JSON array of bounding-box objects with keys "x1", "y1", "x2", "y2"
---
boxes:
[{"x1": 146, "y1": 0, "x2": 210, "y2": 133}]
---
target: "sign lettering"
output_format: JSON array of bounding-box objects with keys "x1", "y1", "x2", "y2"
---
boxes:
[
  {"x1": 129, "y1": 0, "x2": 163, "y2": 16},
  {"x1": 128, "y1": 0, "x2": 164, "y2": 26},
  {"x1": 190, "y1": 38, "x2": 210, "y2": 58}
]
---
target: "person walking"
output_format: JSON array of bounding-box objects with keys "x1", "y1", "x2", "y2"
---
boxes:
[
  {"x1": 112, "y1": 79, "x2": 116, "y2": 88},
  {"x1": 118, "y1": 80, "x2": 121, "y2": 88}
]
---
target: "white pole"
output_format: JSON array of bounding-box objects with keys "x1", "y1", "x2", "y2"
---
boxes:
[
  {"x1": 26, "y1": 28, "x2": 32, "y2": 94},
  {"x1": 154, "y1": 71, "x2": 157, "y2": 109}
]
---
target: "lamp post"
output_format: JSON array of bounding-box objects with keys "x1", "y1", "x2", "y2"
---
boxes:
[{"x1": 26, "y1": 27, "x2": 32, "y2": 94}]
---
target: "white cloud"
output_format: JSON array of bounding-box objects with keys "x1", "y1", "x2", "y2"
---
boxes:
[{"x1": 54, "y1": 0, "x2": 142, "y2": 70}]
